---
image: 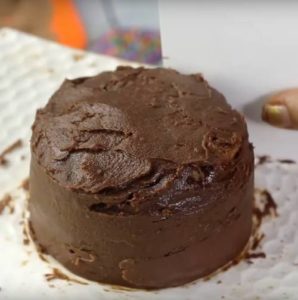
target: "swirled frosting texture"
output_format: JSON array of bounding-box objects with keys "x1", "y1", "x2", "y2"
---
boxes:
[{"x1": 31, "y1": 67, "x2": 250, "y2": 216}]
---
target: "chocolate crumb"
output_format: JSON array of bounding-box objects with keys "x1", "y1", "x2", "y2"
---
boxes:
[
  {"x1": 45, "y1": 268, "x2": 88, "y2": 285},
  {"x1": 0, "y1": 157, "x2": 8, "y2": 166},
  {"x1": 20, "y1": 155, "x2": 26, "y2": 161},
  {"x1": 256, "y1": 155, "x2": 270, "y2": 166},
  {"x1": 22, "y1": 225, "x2": 31, "y2": 246},
  {"x1": 217, "y1": 280, "x2": 222, "y2": 284},
  {"x1": 0, "y1": 194, "x2": 13, "y2": 214},
  {"x1": 19, "y1": 178, "x2": 30, "y2": 191},
  {"x1": 278, "y1": 159, "x2": 296, "y2": 164},
  {"x1": 256, "y1": 156, "x2": 297, "y2": 166},
  {"x1": 39, "y1": 253, "x2": 48, "y2": 262},
  {"x1": 260, "y1": 190, "x2": 278, "y2": 218},
  {"x1": 253, "y1": 189, "x2": 278, "y2": 225},
  {"x1": 0, "y1": 139, "x2": 23, "y2": 165},
  {"x1": 23, "y1": 238, "x2": 30, "y2": 245},
  {"x1": 108, "y1": 284, "x2": 137, "y2": 292},
  {"x1": 45, "y1": 268, "x2": 68, "y2": 281},
  {"x1": 73, "y1": 53, "x2": 85, "y2": 62},
  {"x1": 251, "y1": 233, "x2": 265, "y2": 250},
  {"x1": 246, "y1": 252, "x2": 266, "y2": 259}
]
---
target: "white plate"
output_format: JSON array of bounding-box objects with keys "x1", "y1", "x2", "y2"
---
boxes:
[{"x1": 0, "y1": 29, "x2": 298, "y2": 300}]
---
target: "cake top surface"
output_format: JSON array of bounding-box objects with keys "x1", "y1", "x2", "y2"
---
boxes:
[{"x1": 31, "y1": 67, "x2": 248, "y2": 196}]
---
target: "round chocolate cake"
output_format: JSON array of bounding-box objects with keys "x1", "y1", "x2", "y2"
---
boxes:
[{"x1": 30, "y1": 67, "x2": 254, "y2": 289}]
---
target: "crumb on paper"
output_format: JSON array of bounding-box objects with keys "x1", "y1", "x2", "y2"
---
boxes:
[
  {"x1": 0, "y1": 156, "x2": 8, "y2": 166},
  {"x1": 256, "y1": 155, "x2": 271, "y2": 166},
  {"x1": 278, "y1": 159, "x2": 296, "y2": 164},
  {"x1": 254, "y1": 189, "x2": 278, "y2": 219},
  {"x1": 23, "y1": 238, "x2": 30, "y2": 246},
  {"x1": 251, "y1": 233, "x2": 265, "y2": 251},
  {"x1": 45, "y1": 268, "x2": 88, "y2": 285},
  {"x1": 0, "y1": 139, "x2": 23, "y2": 166},
  {"x1": 73, "y1": 53, "x2": 85, "y2": 62},
  {"x1": 0, "y1": 194, "x2": 14, "y2": 215},
  {"x1": 246, "y1": 252, "x2": 266, "y2": 259},
  {"x1": 19, "y1": 178, "x2": 30, "y2": 191},
  {"x1": 0, "y1": 139, "x2": 22, "y2": 156},
  {"x1": 256, "y1": 155, "x2": 296, "y2": 166},
  {"x1": 22, "y1": 224, "x2": 31, "y2": 246}
]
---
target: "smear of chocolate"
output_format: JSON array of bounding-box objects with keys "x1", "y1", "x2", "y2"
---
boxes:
[
  {"x1": 45, "y1": 268, "x2": 88, "y2": 285},
  {"x1": 278, "y1": 159, "x2": 296, "y2": 164},
  {"x1": 26, "y1": 220, "x2": 49, "y2": 262},
  {"x1": 0, "y1": 194, "x2": 13, "y2": 214},
  {"x1": 107, "y1": 284, "x2": 139, "y2": 292},
  {"x1": 243, "y1": 189, "x2": 277, "y2": 262},
  {"x1": 203, "y1": 188, "x2": 278, "y2": 279},
  {"x1": 22, "y1": 226, "x2": 30, "y2": 246},
  {"x1": 254, "y1": 189, "x2": 278, "y2": 222},
  {"x1": 256, "y1": 155, "x2": 271, "y2": 166},
  {"x1": 0, "y1": 139, "x2": 23, "y2": 166},
  {"x1": 256, "y1": 155, "x2": 296, "y2": 166},
  {"x1": 245, "y1": 252, "x2": 266, "y2": 259},
  {"x1": 251, "y1": 233, "x2": 265, "y2": 251}
]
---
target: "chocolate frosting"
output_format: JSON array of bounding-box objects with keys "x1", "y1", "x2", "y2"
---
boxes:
[
  {"x1": 30, "y1": 67, "x2": 254, "y2": 288},
  {"x1": 32, "y1": 67, "x2": 248, "y2": 215}
]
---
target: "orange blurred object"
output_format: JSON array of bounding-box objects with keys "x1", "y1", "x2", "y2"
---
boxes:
[
  {"x1": 0, "y1": 0, "x2": 86, "y2": 49},
  {"x1": 50, "y1": 0, "x2": 87, "y2": 49}
]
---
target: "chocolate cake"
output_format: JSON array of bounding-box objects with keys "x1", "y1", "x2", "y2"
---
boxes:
[{"x1": 29, "y1": 67, "x2": 254, "y2": 289}]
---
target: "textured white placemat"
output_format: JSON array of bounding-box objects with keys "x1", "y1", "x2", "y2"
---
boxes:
[{"x1": 0, "y1": 29, "x2": 297, "y2": 300}]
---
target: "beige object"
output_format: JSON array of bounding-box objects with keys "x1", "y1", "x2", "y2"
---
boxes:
[
  {"x1": 0, "y1": 0, "x2": 53, "y2": 39},
  {"x1": 262, "y1": 88, "x2": 298, "y2": 129}
]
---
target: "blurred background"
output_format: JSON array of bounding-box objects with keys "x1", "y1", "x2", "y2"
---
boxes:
[{"x1": 0, "y1": 0, "x2": 161, "y2": 64}]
